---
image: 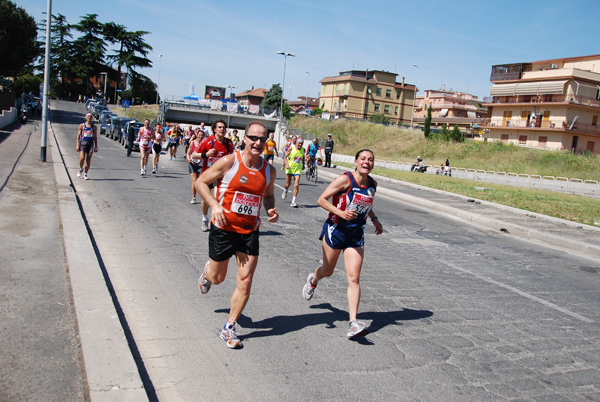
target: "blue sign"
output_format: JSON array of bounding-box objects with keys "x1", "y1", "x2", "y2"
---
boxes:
[{"x1": 122, "y1": 100, "x2": 130, "y2": 108}]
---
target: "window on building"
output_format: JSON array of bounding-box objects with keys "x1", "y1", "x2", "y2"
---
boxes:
[
  {"x1": 384, "y1": 105, "x2": 390, "y2": 113},
  {"x1": 374, "y1": 103, "x2": 380, "y2": 112},
  {"x1": 365, "y1": 102, "x2": 369, "y2": 111},
  {"x1": 386, "y1": 89, "x2": 392, "y2": 98},
  {"x1": 519, "y1": 135, "x2": 527, "y2": 145},
  {"x1": 501, "y1": 134, "x2": 509, "y2": 143},
  {"x1": 320, "y1": 101, "x2": 325, "y2": 108},
  {"x1": 539, "y1": 136, "x2": 547, "y2": 146},
  {"x1": 397, "y1": 90, "x2": 401, "y2": 99},
  {"x1": 367, "y1": 86, "x2": 372, "y2": 94},
  {"x1": 592, "y1": 115, "x2": 598, "y2": 126},
  {"x1": 376, "y1": 88, "x2": 382, "y2": 96},
  {"x1": 395, "y1": 106, "x2": 398, "y2": 115}
]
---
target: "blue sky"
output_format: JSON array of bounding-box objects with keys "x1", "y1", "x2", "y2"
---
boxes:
[{"x1": 17, "y1": 0, "x2": 600, "y2": 101}]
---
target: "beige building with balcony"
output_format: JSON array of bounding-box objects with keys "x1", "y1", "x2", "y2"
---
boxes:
[
  {"x1": 413, "y1": 88, "x2": 488, "y2": 133},
  {"x1": 482, "y1": 54, "x2": 600, "y2": 153},
  {"x1": 319, "y1": 70, "x2": 416, "y2": 124}
]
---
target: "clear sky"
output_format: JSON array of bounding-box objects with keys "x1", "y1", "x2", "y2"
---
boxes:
[{"x1": 17, "y1": 0, "x2": 600, "y2": 101}]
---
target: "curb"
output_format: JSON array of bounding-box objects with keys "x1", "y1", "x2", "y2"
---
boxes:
[{"x1": 50, "y1": 124, "x2": 148, "y2": 401}]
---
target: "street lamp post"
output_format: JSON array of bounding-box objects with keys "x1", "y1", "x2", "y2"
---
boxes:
[
  {"x1": 100, "y1": 72, "x2": 108, "y2": 100},
  {"x1": 305, "y1": 72, "x2": 310, "y2": 110},
  {"x1": 276, "y1": 51, "x2": 295, "y2": 121},
  {"x1": 226, "y1": 85, "x2": 237, "y2": 100},
  {"x1": 410, "y1": 64, "x2": 419, "y2": 129},
  {"x1": 156, "y1": 54, "x2": 162, "y2": 104},
  {"x1": 40, "y1": 0, "x2": 52, "y2": 162}
]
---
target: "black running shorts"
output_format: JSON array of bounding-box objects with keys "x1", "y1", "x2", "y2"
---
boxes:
[{"x1": 208, "y1": 225, "x2": 260, "y2": 261}]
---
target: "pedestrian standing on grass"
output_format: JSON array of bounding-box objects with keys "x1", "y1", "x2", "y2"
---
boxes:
[{"x1": 302, "y1": 149, "x2": 384, "y2": 339}]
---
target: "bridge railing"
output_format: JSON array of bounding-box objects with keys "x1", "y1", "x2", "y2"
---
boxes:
[
  {"x1": 162, "y1": 100, "x2": 280, "y2": 119},
  {"x1": 330, "y1": 154, "x2": 600, "y2": 199}
]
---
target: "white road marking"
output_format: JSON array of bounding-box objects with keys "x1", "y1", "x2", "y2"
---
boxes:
[{"x1": 444, "y1": 261, "x2": 594, "y2": 323}]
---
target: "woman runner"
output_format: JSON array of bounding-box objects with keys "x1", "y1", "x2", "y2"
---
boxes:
[{"x1": 302, "y1": 149, "x2": 384, "y2": 339}]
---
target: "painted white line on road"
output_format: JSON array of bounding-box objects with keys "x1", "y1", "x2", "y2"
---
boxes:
[{"x1": 444, "y1": 261, "x2": 594, "y2": 323}]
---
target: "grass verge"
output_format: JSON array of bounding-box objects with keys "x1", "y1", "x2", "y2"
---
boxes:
[{"x1": 337, "y1": 162, "x2": 600, "y2": 227}]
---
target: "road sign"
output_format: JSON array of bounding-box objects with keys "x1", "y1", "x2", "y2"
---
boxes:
[{"x1": 122, "y1": 100, "x2": 130, "y2": 108}]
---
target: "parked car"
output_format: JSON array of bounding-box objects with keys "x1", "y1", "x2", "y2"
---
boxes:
[
  {"x1": 92, "y1": 105, "x2": 108, "y2": 119},
  {"x1": 113, "y1": 117, "x2": 134, "y2": 143},
  {"x1": 100, "y1": 112, "x2": 118, "y2": 135},
  {"x1": 125, "y1": 121, "x2": 145, "y2": 151}
]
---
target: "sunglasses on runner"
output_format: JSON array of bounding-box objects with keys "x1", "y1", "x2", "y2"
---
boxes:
[{"x1": 246, "y1": 135, "x2": 268, "y2": 143}]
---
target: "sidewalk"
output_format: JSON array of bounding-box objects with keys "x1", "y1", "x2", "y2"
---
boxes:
[
  {"x1": 1, "y1": 116, "x2": 599, "y2": 400},
  {"x1": 0, "y1": 117, "x2": 147, "y2": 401}
]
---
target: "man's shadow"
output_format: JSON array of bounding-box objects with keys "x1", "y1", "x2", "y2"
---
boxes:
[{"x1": 216, "y1": 303, "x2": 433, "y2": 343}]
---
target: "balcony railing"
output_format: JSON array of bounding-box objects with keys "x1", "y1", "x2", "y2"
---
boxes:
[
  {"x1": 487, "y1": 94, "x2": 600, "y2": 108},
  {"x1": 482, "y1": 119, "x2": 600, "y2": 134}
]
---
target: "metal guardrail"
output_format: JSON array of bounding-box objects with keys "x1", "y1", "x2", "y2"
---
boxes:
[{"x1": 331, "y1": 154, "x2": 600, "y2": 199}]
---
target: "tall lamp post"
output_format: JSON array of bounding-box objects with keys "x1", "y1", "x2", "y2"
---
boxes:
[
  {"x1": 305, "y1": 72, "x2": 310, "y2": 110},
  {"x1": 226, "y1": 85, "x2": 237, "y2": 100},
  {"x1": 410, "y1": 64, "x2": 419, "y2": 128},
  {"x1": 100, "y1": 72, "x2": 108, "y2": 100},
  {"x1": 276, "y1": 51, "x2": 295, "y2": 121},
  {"x1": 155, "y1": 54, "x2": 162, "y2": 104},
  {"x1": 40, "y1": 0, "x2": 52, "y2": 162}
]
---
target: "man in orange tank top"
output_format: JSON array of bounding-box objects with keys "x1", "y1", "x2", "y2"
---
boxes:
[{"x1": 195, "y1": 121, "x2": 278, "y2": 349}]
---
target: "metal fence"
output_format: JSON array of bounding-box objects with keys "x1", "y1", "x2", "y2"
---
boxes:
[{"x1": 331, "y1": 154, "x2": 600, "y2": 199}]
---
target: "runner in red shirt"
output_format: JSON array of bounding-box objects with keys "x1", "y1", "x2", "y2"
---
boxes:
[{"x1": 189, "y1": 119, "x2": 234, "y2": 231}]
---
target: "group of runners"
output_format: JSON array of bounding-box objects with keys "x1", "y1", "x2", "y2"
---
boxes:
[{"x1": 75, "y1": 111, "x2": 383, "y2": 350}]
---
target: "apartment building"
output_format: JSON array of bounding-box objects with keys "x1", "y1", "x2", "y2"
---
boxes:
[
  {"x1": 482, "y1": 54, "x2": 600, "y2": 153},
  {"x1": 413, "y1": 88, "x2": 488, "y2": 133},
  {"x1": 319, "y1": 70, "x2": 416, "y2": 124}
]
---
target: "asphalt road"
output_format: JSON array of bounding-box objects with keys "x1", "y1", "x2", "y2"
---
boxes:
[{"x1": 52, "y1": 100, "x2": 600, "y2": 401}]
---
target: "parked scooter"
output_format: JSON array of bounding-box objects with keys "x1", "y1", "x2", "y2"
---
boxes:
[{"x1": 18, "y1": 106, "x2": 28, "y2": 123}]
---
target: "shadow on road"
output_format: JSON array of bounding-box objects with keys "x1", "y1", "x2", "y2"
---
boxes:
[{"x1": 224, "y1": 303, "x2": 433, "y2": 343}]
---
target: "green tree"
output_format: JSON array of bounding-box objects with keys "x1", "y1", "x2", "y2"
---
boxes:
[
  {"x1": 130, "y1": 73, "x2": 156, "y2": 105},
  {"x1": 0, "y1": 0, "x2": 39, "y2": 76},
  {"x1": 423, "y1": 106, "x2": 432, "y2": 137},
  {"x1": 450, "y1": 125, "x2": 464, "y2": 142},
  {"x1": 38, "y1": 13, "x2": 75, "y2": 98},
  {"x1": 310, "y1": 107, "x2": 323, "y2": 118},
  {"x1": 369, "y1": 113, "x2": 390, "y2": 124},
  {"x1": 261, "y1": 83, "x2": 283, "y2": 114},
  {"x1": 104, "y1": 22, "x2": 152, "y2": 101},
  {"x1": 282, "y1": 103, "x2": 293, "y2": 119},
  {"x1": 72, "y1": 14, "x2": 107, "y2": 95}
]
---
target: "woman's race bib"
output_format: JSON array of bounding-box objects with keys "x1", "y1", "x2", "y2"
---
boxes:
[
  {"x1": 231, "y1": 191, "x2": 261, "y2": 217},
  {"x1": 348, "y1": 193, "x2": 373, "y2": 215}
]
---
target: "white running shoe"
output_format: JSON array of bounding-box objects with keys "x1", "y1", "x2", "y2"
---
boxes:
[
  {"x1": 281, "y1": 190, "x2": 288, "y2": 200},
  {"x1": 190, "y1": 198, "x2": 196, "y2": 204},
  {"x1": 201, "y1": 219, "x2": 209, "y2": 232},
  {"x1": 290, "y1": 202, "x2": 298, "y2": 208},
  {"x1": 347, "y1": 320, "x2": 367, "y2": 339},
  {"x1": 302, "y1": 273, "x2": 316, "y2": 300},
  {"x1": 77, "y1": 169, "x2": 83, "y2": 178},
  {"x1": 220, "y1": 322, "x2": 242, "y2": 349},
  {"x1": 198, "y1": 261, "x2": 212, "y2": 294},
  {"x1": 83, "y1": 173, "x2": 89, "y2": 180}
]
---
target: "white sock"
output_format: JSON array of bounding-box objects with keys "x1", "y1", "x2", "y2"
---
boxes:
[{"x1": 203, "y1": 215, "x2": 209, "y2": 222}]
